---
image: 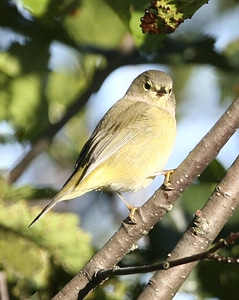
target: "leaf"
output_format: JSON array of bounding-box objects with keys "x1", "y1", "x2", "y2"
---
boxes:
[
  {"x1": 0, "y1": 41, "x2": 50, "y2": 141},
  {"x1": 0, "y1": 200, "x2": 94, "y2": 297},
  {"x1": 3, "y1": 184, "x2": 57, "y2": 201},
  {"x1": 199, "y1": 159, "x2": 226, "y2": 183},
  {"x1": 21, "y1": 0, "x2": 49, "y2": 16},
  {"x1": 180, "y1": 183, "x2": 215, "y2": 214},
  {"x1": 180, "y1": 181, "x2": 239, "y2": 228},
  {"x1": 198, "y1": 259, "x2": 239, "y2": 300},
  {"x1": 64, "y1": 0, "x2": 128, "y2": 48},
  {"x1": 102, "y1": 0, "x2": 131, "y2": 29},
  {"x1": 140, "y1": 0, "x2": 209, "y2": 34}
]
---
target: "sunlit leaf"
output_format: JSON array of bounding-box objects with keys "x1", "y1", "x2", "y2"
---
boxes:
[
  {"x1": 20, "y1": 0, "x2": 49, "y2": 16},
  {"x1": 64, "y1": 0, "x2": 127, "y2": 48},
  {"x1": 0, "y1": 200, "x2": 94, "y2": 297},
  {"x1": 140, "y1": 0, "x2": 208, "y2": 34}
]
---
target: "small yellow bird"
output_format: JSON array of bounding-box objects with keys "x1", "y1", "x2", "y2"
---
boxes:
[{"x1": 29, "y1": 70, "x2": 176, "y2": 226}]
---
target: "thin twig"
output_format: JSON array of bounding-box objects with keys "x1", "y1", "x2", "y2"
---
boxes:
[
  {"x1": 94, "y1": 231, "x2": 239, "y2": 281},
  {"x1": 0, "y1": 271, "x2": 9, "y2": 300}
]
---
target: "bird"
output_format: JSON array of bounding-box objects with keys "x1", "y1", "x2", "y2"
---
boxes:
[{"x1": 29, "y1": 69, "x2": 176, "y2": 227}]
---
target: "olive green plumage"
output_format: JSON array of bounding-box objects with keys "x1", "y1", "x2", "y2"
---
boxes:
[{"x1": 29, "y1": 70, "x2": 176, "y2": 226}]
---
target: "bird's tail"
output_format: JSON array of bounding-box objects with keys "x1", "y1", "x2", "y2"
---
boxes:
[
  {"x1": 28, "y1": 167, "x2": 89, "y2": 227},
  {"x1": 28, "y1": 196, "x2": 60, "y2": 228},
  {"x1": 28, "y1": 182, "x2": 83, "y2": 227}
]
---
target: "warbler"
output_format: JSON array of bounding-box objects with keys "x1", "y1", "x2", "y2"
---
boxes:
[{"x1": 29, "y1": 70, "x2": 176, "y2": 226}]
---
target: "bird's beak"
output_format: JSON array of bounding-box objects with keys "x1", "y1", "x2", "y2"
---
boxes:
[{"x1": 156, "y1": 87, "x2": 167, "y2": 96}]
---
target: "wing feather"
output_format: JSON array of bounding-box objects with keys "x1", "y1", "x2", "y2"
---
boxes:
[{"x1": 71, "y1": 100, "x2": 149, "y2": 183}]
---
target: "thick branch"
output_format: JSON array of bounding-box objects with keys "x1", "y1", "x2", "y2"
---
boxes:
[{"x1": 52, "y1": 97, "x2": 239, "y2": 300}]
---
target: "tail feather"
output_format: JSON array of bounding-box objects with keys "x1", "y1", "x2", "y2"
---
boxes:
[
  {"x1": 28, "y1": 197, "x2": 59, "y2": 227},
  {"x1": 28, "y1": 168, "x2": 88, "y2": 227},
  {"x1": 28, "y1": 184, "x2": 77, "y2": 227}
]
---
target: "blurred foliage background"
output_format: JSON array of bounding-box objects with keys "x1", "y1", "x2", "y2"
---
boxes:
[{"x1": 0, "y1": 0, "x2": 239, "y2": 299}]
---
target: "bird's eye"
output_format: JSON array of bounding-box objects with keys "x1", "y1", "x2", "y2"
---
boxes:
[
  {"x1": 144, "y1": 81, "x2": 152, "y2": 90},
  {"x1": 168, "y1": 88, "x2": 172, "y2": 94}
]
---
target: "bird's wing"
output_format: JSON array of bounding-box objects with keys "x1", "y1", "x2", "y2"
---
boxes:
[
  {"x1": 73, "y1": 124, "x2": 137, "y2": 182},
  {"x1": 71, "y1": 100, "x2": 148, "y2": 183}
]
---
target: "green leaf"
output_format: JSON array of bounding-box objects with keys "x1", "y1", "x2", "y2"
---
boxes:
[
  {"x1": 64, "y1": 0, "x2": 128, "y2": 48},
  {"x1": 140, "y1": 0, "x2": 209, "y2": 34},
  {"x1": 3, "y1": 184, "x2": 57, "y2": 201},
  {"x1": 0, "y1": 41, "x2": 50, "y2": 141},
  {"x1": 198, "y1": 259, "x2": 239, "y2": 300},
  {"x1": 0, "y1": 200, "x2": 94, "y2": 297},
  {"x1": 180, "y1": 183, "x2": 216, "y2": 214},
  {"x1": 20, "y1": 0, "x2": 50, "y2": 16},
  {"x1": 180, "y1": 180, "x2": 239, "y2": 228},
  {"x1": 103, "y1": 0, "x2": 131, "y2": 29},
  {"x1": 199, "y1": 159, "x2": 226, "y2": 183}
]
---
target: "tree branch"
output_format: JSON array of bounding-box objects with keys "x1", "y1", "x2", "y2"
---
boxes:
[
  {"x1": 51, "y1": 97, "x2": 239, "y2": 300},
  {"x1": 94, "y1": 231, "x2": 239, "y2": 280},
  {"x1": 0, "y1": 271, "x2": 9, "y2": 300}
]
